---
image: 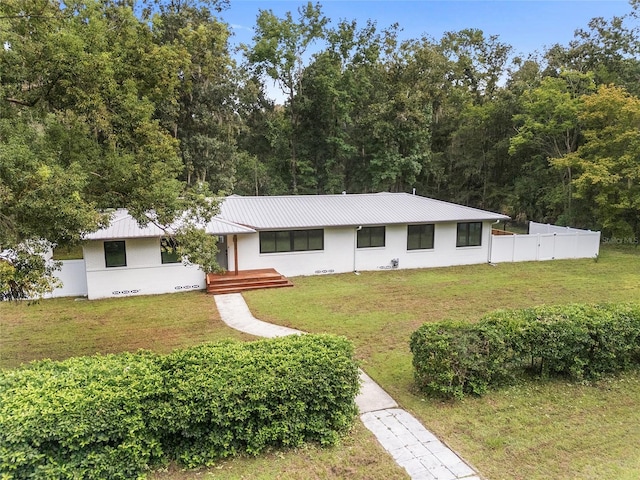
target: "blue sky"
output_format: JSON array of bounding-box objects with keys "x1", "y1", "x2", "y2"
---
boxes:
[{"x1": 224, "y1": 0, "x2": 633, "y2": 56}]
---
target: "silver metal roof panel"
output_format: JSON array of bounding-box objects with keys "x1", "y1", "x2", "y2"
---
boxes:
[
  {"x1": 219, "y1": 193, "x2": 509, "y2": 230},
  {"x1": 85, "y1": 210, "x2": 255, "y2": 240}
]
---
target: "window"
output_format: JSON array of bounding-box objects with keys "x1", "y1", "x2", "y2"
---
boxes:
[
  {"x1": 260, "y1": 229, "x2": 324, "y2": 253},
  {"x1": 456, "y1": 222, "x2": 482, "y2": 247},
  {"x1": 357, "y1": 226, "x2": 385, "y2": 248},
  {"x1": 407, "y1": 224, "x2": 435, "y2": 250},
  {"x1": 104, "y1": 241, "x2": 126, "y2": 267},
  {"x1": 161, "y1": 237, "x2": 180, "y2": 264}
]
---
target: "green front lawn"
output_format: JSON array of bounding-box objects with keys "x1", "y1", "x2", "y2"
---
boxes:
[
  {"x1": 0, "y1": 291, "x2": 408, "y2": 479},
  {"x1": 2, "y1": 245, "x2": 639, "y2": 479},
  {"x1": 0, "y1": 292, "x2": 251, "y2": 369},
  {"x1": 243, "y1": 245, "x2": 640, "y2": 479}
]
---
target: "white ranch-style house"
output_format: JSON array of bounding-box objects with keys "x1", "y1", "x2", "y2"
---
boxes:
[{"x1": 51, "y1": 193, "x2": 600, "y2": 299}]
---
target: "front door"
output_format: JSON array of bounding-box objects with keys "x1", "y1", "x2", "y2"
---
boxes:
[{"x1": 216, "y1": 236, "x2": 228, "y2": 269}]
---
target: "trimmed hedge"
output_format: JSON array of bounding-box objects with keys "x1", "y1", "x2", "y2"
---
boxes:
[
  {"x1": 0, "y1": 335, "x2": 360, "y2": 479},
  {"x1": 0, "y1": 352, "x2": 164, "y2": 480},
  {"x1": 410, "y1": 303, "x2": 640, "y2": 399},
  {"x1": 154, "y1": 335, "x2": 360, "y2": 467}
]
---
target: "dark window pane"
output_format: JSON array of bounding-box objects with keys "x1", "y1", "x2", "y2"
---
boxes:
[
  {"x1": 468, "y1": 222, "x2": 482, "y2": 246},
  {"x1": 261, "y1": 229, "x2": 324, "y2": 253},
  {"x1": 357, "y1": 229, "x2": 367, "y2": 248},
  {"x1": 161, "y1": 238, "x2": 180, "y2": 264},
  {"x1": 260, "y1": 232, "x2": 276, "y2": 253},
  {"x1": 408, "y1": 224, "x2": 434, "y2": 250},
  {"x1": 275, "y1": 231, "x2": 291, "y2": 252},
  {"x1": 407, "y1": 225, "x2": 421, "y2": 250},
  {"x1": 104, "y1": 241, "x2": 126, "y2": 267},
  {"x1": 308, "y1": 229, "x2": 323, "y2": 250},
  {"x1": 456, "y1": 223, "x2": 467, "y2": 247},
  {"x1": 370, "y1": 227, "x2": 385, "y2": 247},
  {"x1": 422, "y1": 224, "x2": 434, "y2": 249},
  {"x1": 358, "y1": 226, "x2": 385, "y2": 248},
  {"x1": 293, "y1": 230, "x2": 308, "y2": 251},
  {"x1": 456, "y1": 222, "x2": 482, "y2": 247}
]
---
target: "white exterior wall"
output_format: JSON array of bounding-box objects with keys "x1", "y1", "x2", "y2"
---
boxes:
[
  {"x1": 231, "y1": 228, "x2": 355, "y2": 276},
  {"x1": 230, "y1": 221, "x2": 494, "y2": 277},
  {"x1": 408, "y1": 222, "x2": 493, "y2": 268},
  {"x1": 48, "y1": 220, "x2": 602, "y2": 300},
  {"x1": 83, "y1": 238, "x2": 205, "y2": 300}
]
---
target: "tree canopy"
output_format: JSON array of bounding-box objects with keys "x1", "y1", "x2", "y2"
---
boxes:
[{"x1": 2, "y1": 0, "x2": 639, "y2": 297}]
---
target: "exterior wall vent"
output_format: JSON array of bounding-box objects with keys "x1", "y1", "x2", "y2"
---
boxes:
[
  {"x1": 112, "y1": 289, "x2": 140, "y2": 295},
  {"x1": 174, "y1": 284, "x2": 201, "y2": 290}
]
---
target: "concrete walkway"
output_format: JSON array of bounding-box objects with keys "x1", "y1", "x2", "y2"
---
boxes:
[{"x1": 214, "y1": 293, "x2": 480, "y2": 480}]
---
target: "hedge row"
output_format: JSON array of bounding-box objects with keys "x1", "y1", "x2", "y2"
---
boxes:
[
  {"x1": 0, "y1": 335, "x2": 360, "y2": 479},
  {"x1": 410, "y1": 303, "x2": 640, "y2": 399}
]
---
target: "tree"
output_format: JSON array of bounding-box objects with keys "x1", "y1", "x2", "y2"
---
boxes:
[
  {"x1": 244, "y1": 2, "x2": 328, "y2": 193},
  {"x1": 439, "y1": 29, "x2": 512, "y2": 103},
  {"x1": 446, "y1": 96, "x2": 515, "y2": 209},
  {"x1": 0, "y1": 0, "x2": 218, "y2": 298},
  {"x1": 364, "y1": 39, "x2": 434, "y2": 192},
  {"x1": 566, "y1": 84, "x2": 640, "y2": 239},
  {"x1": 0, "y1": 241, "x2": 61, "y2": 301},
  {"x1": 509, "y1": 71, "x2": 595, "y2": 223},
  {"x1": 151, "y1": 0, "x2": 245, "y2": 193},
  {"x1": 545, "y1": 1, "x2": 640, "y2": 94},
  {"x1": 422, "y1": 30, "x2": 513, "y2": 206}
]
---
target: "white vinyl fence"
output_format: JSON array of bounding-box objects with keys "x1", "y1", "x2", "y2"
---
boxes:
[
  {"x1": 490, "y1": 222, "x2": 600, "y2": 264},
  {"x1": 47, "y1": 259, "x2": 88, "y2": 298}
]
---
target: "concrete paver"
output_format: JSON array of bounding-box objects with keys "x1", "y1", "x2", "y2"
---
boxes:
[
  {"x1": 214, "y1": 293, "x2": 480, "y2": 480},
  {"x1": 361, "y1": 409, "x2": 477, "y2": 480},
  {"x1": 214, "y1": 293, "x2": 303, "y2": 338}
]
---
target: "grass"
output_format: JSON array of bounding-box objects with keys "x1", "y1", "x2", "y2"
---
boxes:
[
  {"x1": 2, "y1": 245, "x2": 639, "y2": 479},
  {"x1": 242, "y1": 245, "x2": 640, "y2": 479},
  {"x1": 0, "y1": 291, "x2": 251, "y2": 369},
  {"x1": 153, "y1": 421, "x2": 407, "y2": 480},
  {"x1": 0, "y1": 291, "x2": 408, "y2": 479}
]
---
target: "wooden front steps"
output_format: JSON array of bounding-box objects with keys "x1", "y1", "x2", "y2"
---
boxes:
[{"x1": 206, "y1": 268, "x2": 293, "y2": 295}]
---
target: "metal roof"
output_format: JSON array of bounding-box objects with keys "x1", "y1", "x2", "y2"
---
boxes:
[
  {"x1": 203, "y1": 217, "x2": 257, "y2": 235},
  {"x1": 85, "y1": 193, "x2": 509, "y2": 239},
  {"x1": 85, "y1": 210, "x2": 255, "y2": 240},
  {"x1": 218, "y1": 193, "x2": 510, "y2": 230}
]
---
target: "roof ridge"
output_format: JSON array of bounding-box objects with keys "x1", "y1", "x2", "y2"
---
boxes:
[{"x1": 223, "y1": 192, "x2": 404, "y2": 200}]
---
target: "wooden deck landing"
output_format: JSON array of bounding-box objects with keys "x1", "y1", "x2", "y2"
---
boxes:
[{"x1": 206, "y1": 268, "x2": 293, "y2": 295}]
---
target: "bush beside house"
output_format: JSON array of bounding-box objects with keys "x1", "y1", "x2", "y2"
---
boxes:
[{"x1": 0, "y1": 335, "x2": 360, "y2": 479}]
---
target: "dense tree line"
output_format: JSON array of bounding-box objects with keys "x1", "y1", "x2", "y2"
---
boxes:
[{"x1": 1, "y1": 0, "x2": 639, "y2": 294}]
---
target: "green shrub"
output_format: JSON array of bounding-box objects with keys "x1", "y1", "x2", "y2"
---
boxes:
[
  {"x1": 410, "y1": 321, "x2": 518, "y2": 399},
  {"x1": 581, "y1": 304, "x2": 640, "y2": 375},
  {"x1": 485, "y1": 305, "x2": 595, "y2": 379},
  {"x1": 0, "y1": 352, "x2": 164, "y2": 480},
  {"x1": 411, "y1": 303, "x2": 640, "y2": 399},
  {"x1": 0, "y1": 335, "x2": 360, "y2": 479},
  {"x1": 154, "y1": 335, "x2": 360, "y2": 467}
]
